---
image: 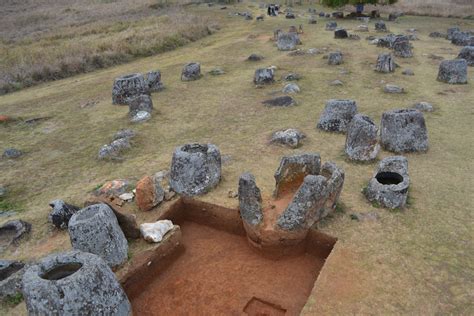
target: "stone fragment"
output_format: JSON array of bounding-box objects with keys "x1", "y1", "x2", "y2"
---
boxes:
[
  {"x1": 429, "y1": 32, "x2": 446, "y2": 38},
  {"x1": 0, "y1": 260, "x2": 26, "y2": 301},
  {"x1": 285, "y1": 12, "x2": 296, "y2": 19},
  {"x1": 317, "y1": 99, "x2": 358, "y2": 133},
  {"x1": 130, "y1": 111, "x2": 151, "y2": 123},
  {"x1": 277, "y1": 32, "x2": 300, "y2": 51},
  {"x1": 350, "y1": 212, "x2": 380, "y2": 222},
  {"x1": 128, "y1": 94, "x2": 153, "y2": 118},
  {"x1": 208, "y1": 68, "x2": 225, "y2": 75},
  {"x1": 402, "y1": 68, "x2": 414, "y2": 76},
  {"x1": 380, "y1": 109, "x2": 428, "y2": 153},
  {"x1": 68, "y1": 204, "x2": 128, "y2": 268},
  {"x1": 113, "y1": 129, "x2": 135, "y2": 141},
  {"x1": 145, "y1": 70, "x2": 164, "y2": 92},
  {"x1": 0, "y1": 220, "x2": 31, "y2": 249},
  {"x1": 98, "y1": 137, "x2": 131, "y2": 160},
  {"x1": 447, "y1": 27, "x2": 460, "y2": 40},
  {"x1": 328, "y1": 51, "x2": 343, "y2": 65},
  {"x1": 282, "y1": 73, "x2": 302, "y2": 81},
  {"x1": 325, "y1": 21, "x2": 337, "y2": 31},
  {"x1": 181, "y1": 62, "x2": 201, "y2": 81},
  {"x1": 365, "y1": 156, "x2": 409, "y2": 209},
  {"x1": 320, "y1": 162, "x2": 345, "y2": 218},
  {"x1": 457, "y1": 46, "x2": 474, "y2": 66},
  {"x1": 22, "y1": 251, "x2": 131, "y2": 315},
  {"x1": 140, "y1": 220, "x2": 174, "y2": 243},
  {"x1": 49, "y1": 200, "x2": 80, "y2": 229},
  {"x1": 170, "y1": 143, "x2": 221, "y2": 196},
  {"x1": 334, "y1": 29, "x2": 348, "y2": 39},
  {"x1": 238, "y1": 173, "x2": 263, "y2": 226},
  {"x1": 345, "y1": 114, "x2": 379, "y2": 161},
  {"x1": 413, "y1": 102, "x2": 434, "y2": 112},
  {"x1": 254, "y1": 68, "x2": 274, "y2": 85},
  {"x1": 375, "y1": 21, "x2": 387, "y2": 32},
  {"x1": 2, "y1": 148, "x2": 22, "y2": 159},
  {"x1": 270, "y1": 129, "x2": 305, "y2": 148},
  {"x1": 262, "y1": 96, "x2": 296, "y2": 107},
  {"x1": 248, "y1": 54, "x2": 264, "y2": 61},
  {"x1": 375, "y1": 53, "x2": 395, "y2": 73},
  {"x1": 135, "y1": 174, "x2": 165, "y2": 211},
  {"x1": 112, "y1": 73, "x2": 149, "y2": 105},
  {"x1": 95, "y1": 180, "x2": 132, "y2": 197},
  {"x1": 358, "y1": 25, "x2": 369, "y2": 32},
  {"x1": 384, "y1": 84, "x2": 404, "y2": 93},
  {"x1": 282, "y1": 83, "x2": 300, "y2": 94},
  {"x1": 437, "y1": 59, "x2": 468, "y2": 84}
]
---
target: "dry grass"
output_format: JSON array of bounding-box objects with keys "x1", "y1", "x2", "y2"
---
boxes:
[
  {"x1": 1, "y1": 2, "x2": 474, "y2": 315},
  {"x1": 361, "y1": 0, "x2": 474, "y2": 18},
  {"x1": 0, "y1": 0, "x2": 218, "y2": 95}
]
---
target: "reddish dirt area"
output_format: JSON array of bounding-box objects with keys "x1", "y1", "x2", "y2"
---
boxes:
[{"x1": 130, "y1": 221, "x2": 327, "y2": 316}]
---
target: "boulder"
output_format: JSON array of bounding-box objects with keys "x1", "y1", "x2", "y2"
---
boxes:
[
  {"x1": 181, "y1": 62, "x2": 201, "y2": 81},
  {"x1": 98, "y1": 137, "x2": 131, "y2": 160},
  {"x1": 0, "y1": 260, "x2": 25, "y2": 300},
  {"x1": 238, "y1": 173, "x2": 263, "y2": 227},
  {"x1": 68, "y1": 204, "x2": 128, "y2": 268},
  {"x1": 145, "y1": 70, "x2": 164, "y2": 92},
  {"x1": 170, "y1": 143, "x2": 221, "y2": 196},
  {"x1": 113, "y1": 129, "x2": 135, "y2": 141},
  {"x1": 457, "y1": 46, "x2": 474, "y2": 66},
  {"x1": 276, "y1": 175, "x2": 328, "y2": 231},
  {"x1": 0, "y1": 220, "x2": 31, "y2": 249},
  {"x1": 140, "y1": 220, "x2": 174, "y2": 243},
  {"x1": 375, "y1": 53, "x2": 395, "y2": 73},
  {"x1": 270, "y1": 128, "x2": 305, "y2": 148},
  {"x1": 317, "y1": 99, "x2": 358, "y2": 133},
  {"x1": 49, "y1": 200, "x2": 80, "y2": 229},
  {"x1": 402, "y1": 68, "x2": 414, "y2": 76},
  {"x1": 273, "y1": 153, "x2": 321, "y2": 198},
  {"x1": 325, "y1": 21, "x2": 337, "y2": 31},
  {"x1": 285, "y1": 12, "x2": 296, "y2": 19},
  {"x1": 22, "y1": 251, "x2": 131, "y2": 315},
  {"x1": 451, "y1": 31, "x2": 474, "y2": 46},
  {"x1": 254, "y1": 68, "x2": 274, "y2": 85},
  {"x1": 365, "y1": 156, "x2": 409, "y2": 209},
  {"x1": 128, "y1": 94, "x2": 153, "y2": 118},
  {"x1": 112, "y1": 73, "x2": 149, "y2": 105},
  {"x1": 320, "y1": 162, "x2": 345, "y2": 218},
  {"x1": 328, "y1": 51, "x2": 343, "y2": 65},
  {"x1": 384, "y1": 84, "x2": 404, "y2": 93},
  {"x1": 392, "y1": 36, "x2": 413, "y2": 58},
  {"x1": 130, "y1": 111, "x2": 151, "y2": 123},
  {"x1": 135, "y1": 174, "x2": 165, "y2": 211},
  {"x1": 413, "y1": 102, "x2": 434, "y2": 112},
  {"x1": 248, "y1": 54, "x2": 264, "y2": 61},
  {"x1": 447, "y1": 27, "x2": 460, "y2": 40},
  {"x1": 345, "y1": 114, "x2": 380, "y2": 161},
  {"x1": 334, "y1": 29, "x2": 348, "y2": 39},
  {"x1": 437, "y1": 59, "x2": 468, "y2": 84},
  {"x1": 2, "y1": 148, "x2": 22, "y2": 159},
  {"x1": 380, "y1": 109, "x2": 428, "y2": 153},
  {"x1": 277, "y1": 32, "x2": 300, "y2": 51},
  {"x1": 375, "y1": 21, "x2": 387, "y2": 32},
  {"x1": 282, "y1": 83, "x2": 300, "y2": 94},
  {"x1": 262, "y1": 96, "x2": 296, "y2": 107}
]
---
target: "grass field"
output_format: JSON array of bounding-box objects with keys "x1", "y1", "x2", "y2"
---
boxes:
[{"x1": 1, "y1": 1, "x2": 473, "y2": 315}]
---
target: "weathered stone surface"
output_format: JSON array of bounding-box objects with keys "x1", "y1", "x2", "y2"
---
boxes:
[
  {"x1": 277, "y1": 175, "x2": 328, "y2": 231},
  {"x1": 274, "y1": 153, "x2": 321, "y2": 198},
  {"x1": 393, "y1": 36, "x2": 413, "y2": 58},
  {"x1": 285, "y1": 12, "x2": 296, "y2": 19},
  {"x1": 23, "y1": 251, "x2": 131, "y2": 315},
  {"x1": 145, "y1": 70, "x2": 164, "y2": 92},
  {"x1": 375, "y1": 53, "x2": 395, "y2": 73},
  {"x1": 94, "y1": 179, "x2": 132, "y2": 197},
  {"x1": 320, "y1": 162, "x2": 345, "y2": 218},
  {"x1": 0, "y1": 260, "x2": 25, "y2": 300},
  {"x1": 282, "y1": 83, "x2": 300, "y2": 94},
  {"x1": 254, "y1": 68, "x2": 274, "y2": 85},
  {"x1": 262, "y1": 96, "x2": 296, "y2": 107},
  {"x1": 457, "y1": 46, "x2": 474, "y2": 66},
  {"x1": 0, "y1": 220, "x2": 31, "y2": 250},
  {"x1": 248, "y1": 53, "x2": 264, "y2": 61},
  {"x1": 277, "y1": 32, "x2": 300, "y2": 51},
  {"x1": 375, "y1": 21, "x2": 387, "y2": 32},
  {"x1": 170, "y1": 143, "x2": 221, "y2": 196},
  {"x1": 270, "y1": 128, "x2": 305, "y2": 148},
  {"x1": 2, "y1": 148, "x2": 22, "y2": 159},
  {"x1": 282, "y1": 73, "x2": 302, "y2": 81},
  {"x1": 135, "y1": 174, "x2": 165, "y2": 211},
  {"x1": 328, "y1": 51, "x2": 343, "y2": 65},
  {"x1": 317, "y1": 99, "x2": 358, "y2": 133},
  {"x1": 330, "y1": 79, "x2": 344, "y2": 86},
  {"x1": 365, "y1": 156, "x2": 409, "y2": 209},
  {"x1": 112, "y1": 73, "x2": 149, "y2": 105},
  {"x1": 128, "y1": 94, "x2": 153, "y2": 117},
  {"x1": 380, "y1": 109, "x2": 428, "y2": 153},
  {"x1": 98, "y1": 137, "x2": 131, "y2": 160},
  {"x1": 447, "y1": 27, "x2": 460, "y2": 40},
  {"x1": 181, "y1": 62, "x2": 201, "y2": 81},
  {"x1": 384, "y1": 84, "x2": 404, "y2": 93},
  {"x1": 437, "y1": 59, "x2": 468, "y2": 84},
  {"x1": 68, "y1": 204, "x2": 128, "y2": 268},
  {"x1": 130, "y1": 111, "x2": 151, "y2": 123},
  {"x1": 334, "y1": 29, "x2": 348, "y2": 39},
  {"x1": 429, "y1": 31, "x2": 446, "y2": 38},
  {"x1": 345, "y1": 114, "x2": 380, "y2": 161},
  {"x1": 208, "y1": 68, "x2": 225, "y2": 76},
  {"x1": 113, "y1": 129, "x2": 135, "y2": 141},
  {"x1": 413, "y1": 102, "x2": 434, "y2": 112},
  {"x1": 402, "y1": 68, "x2": 414, "y2": 76},
  {"x1": 49, "y1": 200, "x2": 80, "y2": 229},
  {"x1": 451, "y1": 31, "x2": 474, "y2": 46},
  {"x1": 140, "y1": 220, "x2": 174, "y2": 243},
  {"x1": 326, "y1": 21, "x2": 337, "y2": 31},
  {"x1": 238, "y1": 173, "x2": 263, "y2": 226}
]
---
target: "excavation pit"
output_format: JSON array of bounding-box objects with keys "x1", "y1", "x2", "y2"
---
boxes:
[{"x1": 120, "y1": 198, "x2": 336, "y2": 315}]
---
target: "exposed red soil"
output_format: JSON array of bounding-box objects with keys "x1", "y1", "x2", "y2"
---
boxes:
[{"x1": 129, "y1": 221, "x2": 327, "y2": 316}]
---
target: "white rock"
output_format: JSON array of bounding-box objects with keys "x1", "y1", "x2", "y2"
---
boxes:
[
  {"x1": 140, "y1": 220, "x2": 174, "y2": 243},
  {"x1": 119, "y1": 192, "x2": 134, "y2": 201},
  {"x1": 131, "y1": 111, "x2": 151, "y2": 123},
  {"x1": 282, "y1": 83, "x2": 300, "y2": 94}
]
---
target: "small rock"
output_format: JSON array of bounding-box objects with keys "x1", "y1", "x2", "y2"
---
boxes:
[
  {"x1": 208, "y1": 68, "x2": 225, "y2": 75},
  {"x1": 95, "y1": 180, "x2": 132, "y2": 197},
  {"x1": 350, "y1": 212, "x2": 380, "y2": 222},
  {"x1": 128, "y1": 94, "x2": 153, "y2": 118},
  {"x1": 140, "y1": 220, "x2": 174, "y2": 243},
  {"x1": 457, "y1": 46, "x2": 474, "y2": 66},
  {"x1": 181, "y1": 62, "x2": 201, "y2": 81},
  {"x1": 384, "y1": 84, "x2": 405, "y2": 94},
  {"x1": 413, "y1": 102, "x2": 434, "y2": 112},
  {"x1": 282, "y1": 83, "x2": 300, "y2": 94},
  {"x1": 254, "y1": 68, "x2": 274, "y2": 85},
  {"x1": 135, "y1": 174, "x2": 165, "y2": 211},
  {"x1": 285, "y1": 12, "x2": 296, "y2": 19},
  {"x1": 228, "y1": 190, "x2": 239, "y2": 198},
  {"x1": 130, "y1": 111, "x2": 151, "y2": 123},
  {"x1": 326, "y1": 21, "x2": 337, "y2": 31},
  {"x1": 308, "y1": 16, "x2": 317, "y2": 24},
  {"x1": 118, "y1": 192, "x2": 134, "y2": 201},
  {"x1": 402, "y1": 68, "x2": 414, "y2": 76},
  {"x1": 328, "y1": 51, "x2": 343, "y2": 65},
  {"x1": 375, "y1": 20, "x2": 387, "y2": 32},
  {"x1": 113, "y1": 129, "x2": 135, "y2": 141},
  {"x1": 307, "y1": 48, "x2": 321, "y2": 54},
  {"x1": 288, "y1": 49, "x2": 306, "y2": 57},
  {"x1": 375, "y1": 53, "x2": 395, "y2": 73},
  {"x1": 270, "y1": 128, "x2": 305, "y2": 148},
  {"x1": 164, "y1": 190, "x2": 176, "y2": 201},
  {"x1": 49, "y1": 200, "x2": 80, "y2": 229},
  {"x1": 358, "y1": 25, "x2": 369, "y2": 32},
  {"x1": 330, "y1": 79, "x2": 344, "y2": 86},
  {"x1": 2, "y1": 148, "x2": 22, "y2": 159},
  {"x1": 282, "y1": 73, "x2": 302, "y2": 81},
  {"x1": 349, "y1": 34, "x2": 361, "y2": 40},
  {"x1": 429, "y1": 31, "x2": 446, "y2": 38},
  {"x1": 98, "y1": 137, "x2": 131, "y2": 160},
  {"x1": 262, "y1": 96, "x2": 296, "y2": 107},
  {"x1": 145, "y1": 70, "x2": 164, "y2": 92},
  {"x1": 0, "y1": 220, "x2": 31, "y2": 249},
  {"x1": 334, "y1": 29, "x2": 348, "y2": 39}
]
